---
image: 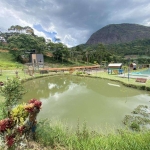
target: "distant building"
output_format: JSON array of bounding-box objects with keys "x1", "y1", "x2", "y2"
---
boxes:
[
  {"x1": 31, "y1": 54, "x2": 44, "y2": 68},
  {"x1": 130, "y1": 63, "x2": 136, "y2": 70}
]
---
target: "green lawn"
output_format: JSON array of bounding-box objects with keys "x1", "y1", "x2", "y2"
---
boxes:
[
  {"x1": 72, "y1": 68, "x2": 150, "y2": 90},
  {"x1": 92, "y1": 72, "x2": 150, "y2": 87}
]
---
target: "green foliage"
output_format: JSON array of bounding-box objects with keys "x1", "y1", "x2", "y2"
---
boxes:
[
  {"x1": 130, "y1": 122, "x2": 140, "y2": 131},
  {"x1": 0, "y1": 78, "x2": 25, "y2": 117},
  {"x1": 8, "y1": 34, "x2": 46, "y2": 52},
  {"x1": 36, "y1": 119, "x2": 67, "y2": 147},
  {"x1": 11, "y1": 104, "x2": 28, "y2": 125},
  {"x1": 0, "y1": 102, "x2": 5, "y2": 120},
  {"x1": 47, "y1": 42, "x2": 69, "y2": 62},
  {"x1": 73, "y1": 43, "x2": 123, "y2": 64},
  {"x1": 78, "y1": 38, "x2": 150, "y2": 64},
  {"x1": 36, "y1": 119, "x2": 150, "y2": 150},
  {"x1": 106, "y1": 38, "x2": 150, "y2": 57}
]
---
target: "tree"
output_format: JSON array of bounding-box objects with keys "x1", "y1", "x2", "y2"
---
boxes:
[
  {"x1": 0, "y1": 78, "x2": 25, "y2": 118},
  {"x1": 96, "y1": 43, "x2": 106, "y2": 64}
]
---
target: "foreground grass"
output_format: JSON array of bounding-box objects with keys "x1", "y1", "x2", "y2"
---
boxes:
[{"x1": 36, "y1": 119, "x2": 150, "y2": 150}]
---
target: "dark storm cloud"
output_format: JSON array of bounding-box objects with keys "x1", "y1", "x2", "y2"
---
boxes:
[{"x1": 0, "y1": 0, "x2": 150, "y2": 46}]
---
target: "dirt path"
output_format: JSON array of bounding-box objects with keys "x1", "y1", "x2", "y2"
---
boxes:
[{"x1": 0, "y1": 49, "x2": 9, "y2": 52}]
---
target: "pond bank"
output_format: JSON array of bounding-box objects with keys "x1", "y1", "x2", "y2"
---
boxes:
[{"x1": 76, "y1": 71, "x2": 150, "y2": 91}]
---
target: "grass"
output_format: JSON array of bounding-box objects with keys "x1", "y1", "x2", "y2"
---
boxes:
[
  {"x1": 0, "y1": 52, "x2": 23, "y2": 70},
  {"x1": 36, "y1": 119, "x2": 150, "y2": 150},
  {"x1": 77, "y1": 70, "x2": 150, "y2": 90}
]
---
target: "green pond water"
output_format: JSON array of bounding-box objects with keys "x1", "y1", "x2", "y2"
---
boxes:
[{"x1": 22, "y1": 75, "x2": 150, "y2": 130}]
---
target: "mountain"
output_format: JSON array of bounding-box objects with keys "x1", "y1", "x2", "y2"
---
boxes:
[{"x1": 86, "y1": 23, "x2": 150, "y2": 45}]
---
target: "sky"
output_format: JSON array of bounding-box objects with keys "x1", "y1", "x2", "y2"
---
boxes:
[{"x1": 0, "y1": 0, "x2": 150, "y2": 47}]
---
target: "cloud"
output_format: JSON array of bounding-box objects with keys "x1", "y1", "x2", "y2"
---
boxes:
[
  {"x1": 33, "y1": 24, "x2": 57, "y2": 42},
  {"x1": 0, "y1": 0, "x2": 150, "y2": 47}
]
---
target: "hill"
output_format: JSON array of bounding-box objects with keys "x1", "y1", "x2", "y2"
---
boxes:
[{"x1": 86, "y1": 23, "x2": 150, "y2": 45}]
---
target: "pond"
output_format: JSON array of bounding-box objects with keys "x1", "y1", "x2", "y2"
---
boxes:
[{"x1": 22, "y1": 75, "x2": 150, "y2": 130}]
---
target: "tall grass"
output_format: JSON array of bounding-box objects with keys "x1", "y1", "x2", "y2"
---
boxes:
[{"x1": 36, "y1": 119, "x2": 150, "y2": 150}]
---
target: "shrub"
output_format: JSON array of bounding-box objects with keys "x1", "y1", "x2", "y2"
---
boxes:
[
  {"x1": 130, "y1": 122, "x2": 140, "y2": 131},
  {"x1": 0, "y1": 99, "x2": 42, "y2": 149},
  {"x1": 0, "y1": 78, "x2": 42, "y2": 149},
  {"x1": 0, "y1": 78, "x2": 25, "y2": 117}
]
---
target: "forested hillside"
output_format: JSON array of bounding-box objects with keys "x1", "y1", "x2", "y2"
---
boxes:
[
  {"x1": 0, "y1": 25, "x2": 123, "y2": 65},
  {"x1": 2, "y1": 24, "x2": 150, "y2": 66}
]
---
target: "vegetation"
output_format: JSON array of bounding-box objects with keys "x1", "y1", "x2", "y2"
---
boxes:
[
  {"x1": 106, "y1": 38, "x2": 150, "y2": 59},
  {"x1": 0, "y1": 78, "x2": 42, "y2": 149},
  {"x1": 78, "y1": 38, "x2": 150, "y2": 65},
  {"x1": 0, "y1": 52, "x2": 23, "y2": 70},
  {"x1": 36, "y1": 119, "x2": 150, "y2": 150},
  {"x1": 1, "y1": 24, "x2": 150, "y2": 67},
  {"x1": 0, "y1": 78, "x2": 25, "y2": 117}
]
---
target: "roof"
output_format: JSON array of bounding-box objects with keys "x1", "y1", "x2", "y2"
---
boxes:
[
  {"x1": 108, "y1": 63, "x2": 122, "y2": 67},
  {"x1": 131, "y1": 63, "x2": 136, "y2": 65}
]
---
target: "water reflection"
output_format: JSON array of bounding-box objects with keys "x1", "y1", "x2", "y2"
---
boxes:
[{"x1": 22, "y1": 76, "x2": 150, "y2": 129}]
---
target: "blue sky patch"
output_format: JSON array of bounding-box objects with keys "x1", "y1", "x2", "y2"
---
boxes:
[{"x1": 33, "y1": 24, "x2": 58, "y2": 42}]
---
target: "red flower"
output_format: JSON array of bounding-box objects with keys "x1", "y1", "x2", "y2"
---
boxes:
[
  {"x1": 6, "y1": 135, "x2": 15, "y2": 147},
  {"x1": 28, "y1": 99, "x2": 42, "y2": 109},
  {"x1": 0, "y1": 118, "x2": 13, "y2": 132}
]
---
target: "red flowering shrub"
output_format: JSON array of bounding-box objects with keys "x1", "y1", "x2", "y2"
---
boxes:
[{"x1": 0, "y1": 99, "x2": 42, "y2": 148}]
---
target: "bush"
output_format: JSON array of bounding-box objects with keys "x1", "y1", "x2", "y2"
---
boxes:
[
  {"x1": 130, "y1": 122, "x2": 140, "y2": 131},
  {"x1": 0, "y1": 78, "x2": 25, "y2": 117}
]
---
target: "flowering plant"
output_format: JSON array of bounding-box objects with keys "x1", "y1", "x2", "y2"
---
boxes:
[{"x1": 0, "y1": 99, "x2": 42, "y2": 148}]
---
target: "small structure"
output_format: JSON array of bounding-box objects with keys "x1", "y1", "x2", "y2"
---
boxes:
[
  {"x1": 130, "y1": 63, "x2": 136, "y2": 70},
  {"x1": 108, "y1": 63, "x2": 123, "y2": 74},
  {"x1": 31, "y1": 54, "x2": 44, "y2": 68}
]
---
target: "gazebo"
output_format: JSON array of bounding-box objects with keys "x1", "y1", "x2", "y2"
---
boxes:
[{"x1": 108, "y1": 63, "x2": 123, "y2": 74}]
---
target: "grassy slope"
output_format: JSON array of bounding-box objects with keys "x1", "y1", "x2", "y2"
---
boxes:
[{"x1": 0, "y1": 52, "x2": 23, "y2": 70}]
